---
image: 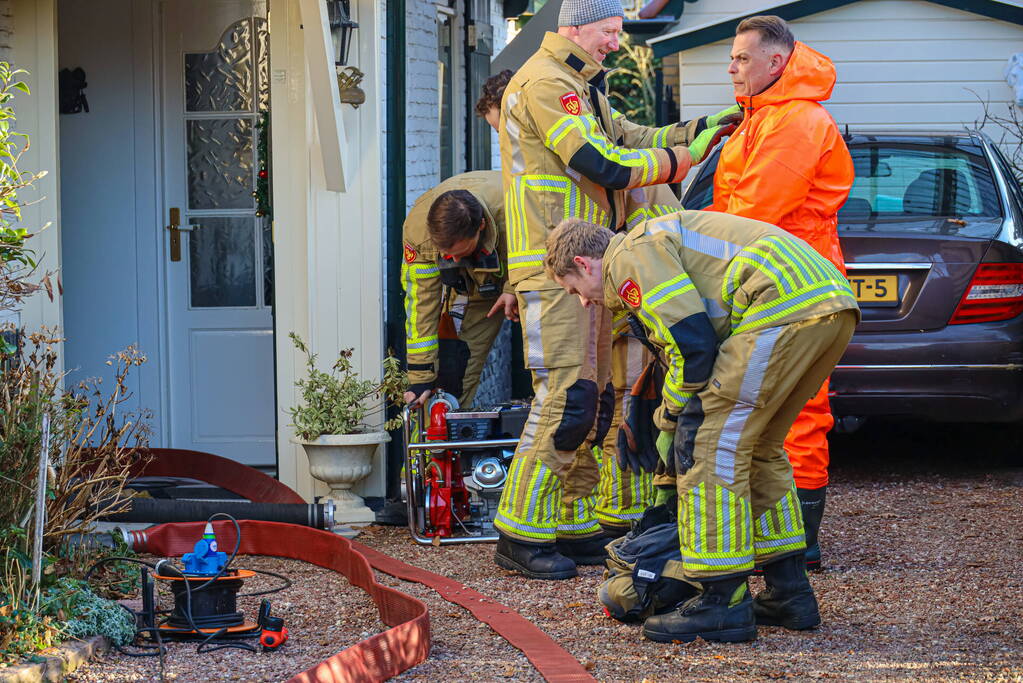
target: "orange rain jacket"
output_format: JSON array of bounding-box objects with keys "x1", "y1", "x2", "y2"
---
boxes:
[
  {"x1": 709, "y1": 41, "x2": 853, "y2": 273},
  {"x1": 708, "y1": 41, "x2": 854, "y2": 491}
]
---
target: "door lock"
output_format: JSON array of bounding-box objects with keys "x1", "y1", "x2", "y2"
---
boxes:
[{"x1": 166, "y1": 208, "x2": 200, "y2": 262}]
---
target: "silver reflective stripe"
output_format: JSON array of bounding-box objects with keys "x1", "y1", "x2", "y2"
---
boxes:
[
  {"x1": 647, "y1": 219, "x2": 742, "y2": 260},
  {"x1": 755, "y1": 535, "x2": 804, "y2": 550},
  {"x1": 523, "y1": 291, "x2": 544, "y2": 368},
  {"x1": 683, "y1": 554, "x2": 754, "y2": 567},
  {"x1": 714, "y1": 326, "x2": 783, "y2": 483},
  {"x1": 517, "y1": 368, "x2": 548, "y2": 455},
  {"x1": 505, "y1": 92, "x2": 525, "y2": 175}
]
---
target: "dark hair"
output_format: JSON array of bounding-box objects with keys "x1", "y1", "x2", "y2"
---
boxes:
[
  {"x1": 736, "y1": 15, "x2": 795, "y2": 52},
  {"x1": 475, "y1": 69, "x2": 514, "y2": 117},
  {"x1": 427, "y1": 190, "x2": 484, "y2": 250}
]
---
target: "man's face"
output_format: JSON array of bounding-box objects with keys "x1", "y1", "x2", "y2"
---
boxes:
[
  {"x1": 443, "y1": 235, "x2": 480, "y2": 261},
  {"x1": 484, "y1": 107, "x2": 500, "y2": 132},
  {"x1": 566, "y1": 16, "x2": 622, "y2": 64},
  {"x1": 728, "y1": 31, "x2": 788, "y2": 97},
  {"x1": 555, "y1": 257, "x2": 604, "y2": 308}
]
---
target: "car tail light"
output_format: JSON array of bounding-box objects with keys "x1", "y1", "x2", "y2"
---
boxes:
[{"x1": 949, "y1": 263, "x2": 1023, "y2": 324}]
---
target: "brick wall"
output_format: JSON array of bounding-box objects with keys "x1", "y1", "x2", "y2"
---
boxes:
[{"x1": 405, "y1": 0, "x2": 440, "y2": 210}]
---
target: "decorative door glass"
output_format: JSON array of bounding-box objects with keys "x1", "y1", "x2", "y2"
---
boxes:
[{"x1": 183, "y1": 17, "x2": 270, "y2": 309}]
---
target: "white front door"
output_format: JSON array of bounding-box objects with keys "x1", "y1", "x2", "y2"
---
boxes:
[{"x1": 160, "y1": 0, "x2": 275, "y2": 466}]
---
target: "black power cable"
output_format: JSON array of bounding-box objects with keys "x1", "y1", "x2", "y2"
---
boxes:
[{"x1": 82, "y1": 513, "x2": 293, "y2": 676}]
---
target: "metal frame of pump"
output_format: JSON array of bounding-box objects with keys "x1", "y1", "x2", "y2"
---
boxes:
[{"x1": 402, "y1": 395, "x2": 518, "y2": 545}]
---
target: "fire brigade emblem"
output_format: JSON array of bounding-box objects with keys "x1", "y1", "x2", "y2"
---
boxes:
[
  {"x1": 618, "y1": 279, "x2": 642, "y2": 307},
  {"x1": 560, "y1": 92, "x2": 582, "y2": 115},
  {"x1": 403, "y1": 244, "x2": 417, "y2": 263}
]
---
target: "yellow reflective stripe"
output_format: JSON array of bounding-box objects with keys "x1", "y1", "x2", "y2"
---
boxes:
[{"x1": 545, "y1": 114, "x2": 663, "y2": 176}]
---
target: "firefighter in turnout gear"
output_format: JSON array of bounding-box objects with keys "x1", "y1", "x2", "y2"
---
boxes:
[
  {"x1": 493, "y1": 0, "x2": 739, "y2": 579},
  {"x1": 709, "y1": 16, "x2": 855, "y2": 569},
  {"x1": 544, "y1": 212, "x2": 859, "y2": 642},
  {"x1": 401, "y1": 171, "x2": 515, "y2": 409}
]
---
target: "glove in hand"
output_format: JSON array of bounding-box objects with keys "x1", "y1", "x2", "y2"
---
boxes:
[
  {"x1": 706, "y1": 103, "x2": 742, "y2": 128},
  {"x1": 655, "y1": 430, "x2": 673, "y2": 465},
  {"x1": 687, "y1": 122, "x2": 738, "y2": 165},
  {"x1": 616, "y1": 360, "x2": 666, "y2": 474}
]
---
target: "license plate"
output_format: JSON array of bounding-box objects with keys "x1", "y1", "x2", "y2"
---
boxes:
[{"x1": 849, "y1": 274, "x2": 898, "y2": 304}]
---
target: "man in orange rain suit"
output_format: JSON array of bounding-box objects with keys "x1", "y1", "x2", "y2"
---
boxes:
[{"x1": 708, "y1": 15, "x2": 854, "y2": 569}]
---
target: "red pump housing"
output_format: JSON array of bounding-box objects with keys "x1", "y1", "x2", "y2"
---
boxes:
[{"x1": 423, "y1": 400, "x2": 469, "y2": 537}]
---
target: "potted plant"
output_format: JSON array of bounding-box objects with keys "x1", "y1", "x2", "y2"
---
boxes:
[{"x1": 287, "y1": 333, "x2": 405, "y2": 524}]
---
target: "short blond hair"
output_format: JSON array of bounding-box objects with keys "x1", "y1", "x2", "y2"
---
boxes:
[{"x1": 544, "y1": 219, "x2": 614, "y2": 278}]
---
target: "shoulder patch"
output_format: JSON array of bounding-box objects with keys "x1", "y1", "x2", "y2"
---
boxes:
[
  {"x1": 403, "y1": 244, "x2": 417, "y2": 263},
  {"x1": 618, "y1": 279, "x2": 642, "y2": 308},
  {"x1": 560, "y1": 92, "x2": 582, "y2": 116}
]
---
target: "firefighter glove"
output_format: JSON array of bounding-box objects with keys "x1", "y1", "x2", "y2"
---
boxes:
[
  {"x1": 687, "y1": 123, "x2": 735, "y2": 165},
  {"x1": 706, "y1": 104, "x2": 742, "y2": 128},
  {"x1": 655, "y1": 430, "x2": 673, "y2": 465}
]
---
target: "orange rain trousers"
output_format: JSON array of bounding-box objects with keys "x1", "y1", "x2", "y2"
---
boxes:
[{"x1": 709, "y1": 41, "x2": 855, "y2": 490}]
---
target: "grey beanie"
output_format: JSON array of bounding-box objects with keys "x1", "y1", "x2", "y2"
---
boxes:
[{"x1": 557, "y1": 0, "x2": 624, "y2": 27}]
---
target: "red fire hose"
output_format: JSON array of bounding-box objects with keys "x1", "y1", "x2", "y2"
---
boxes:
[{"x1": 127, "y1": 520, "x2": 595, "y2": 682}]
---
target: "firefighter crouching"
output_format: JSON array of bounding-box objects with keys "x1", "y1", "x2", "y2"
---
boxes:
[
  {"x1": 544, "y1": 213, "x2": 859, "y2": 643},
  {"x1": 401, "y1": 170, "x2": 516, "y2": 409},
  {"x1": 492, "y1": 0, "x2": 740, "y2": 580}
]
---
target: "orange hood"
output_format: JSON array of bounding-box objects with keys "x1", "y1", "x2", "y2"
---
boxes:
[{"x1": 737, "y1": 41, "x2": 836, "y2": 111}]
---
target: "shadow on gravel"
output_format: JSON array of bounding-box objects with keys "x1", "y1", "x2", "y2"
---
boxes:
[{"x1": 829, "y1": 419, "x2": 1023, "y2": 481}]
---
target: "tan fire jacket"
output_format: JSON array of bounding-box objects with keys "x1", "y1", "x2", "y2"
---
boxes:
[
  {"x1": 602, "y1": 211, "x2": 860, "y2": 429},
  {"x1": 401, "y1": 170, "x2": 508, "y2": 390},
  {"x1": 500, "y1": 32, "x2": 702, "y2": 288}
]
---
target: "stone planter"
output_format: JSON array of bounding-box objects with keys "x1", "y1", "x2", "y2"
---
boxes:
[{"x1": 294, "y1": 432, "x2": 390, "y2": 525}]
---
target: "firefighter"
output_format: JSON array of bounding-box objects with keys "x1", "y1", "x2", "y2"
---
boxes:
[
  {"x1": 544, "y1": 213, "x2": 859, "y2": 642},
  {"x1": 401, "y1": 171, "x2": 516, "y2": 409},
  {"x1": 708, "y1": 15, "x2": 855, "y2": 569},
  {"x1": 493, "y1": 0, "x2": 739, "y2": 579}
]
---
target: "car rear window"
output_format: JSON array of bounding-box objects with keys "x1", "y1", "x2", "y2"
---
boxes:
[{"x1": 839, "y1": 144, "x2": 1002, "y2": 234}]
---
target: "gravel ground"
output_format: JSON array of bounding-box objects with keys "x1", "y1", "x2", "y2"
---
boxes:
[{"x1": 69, "y1": 421, "x2": 1023, "y2": 682}]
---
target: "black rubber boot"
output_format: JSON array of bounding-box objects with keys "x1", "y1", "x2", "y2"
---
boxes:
[
  {"x1": 753, "y1": 553, "x2": 821, "y2": 630},
  {"x1": 556, "y1": 531, "x2": 615, "y2": 565},
  {"x1": 642, "y1": 576, "x2": 757, "y2": 643},
  {"x1": 797, "y1": 487, "x2": 826, "y2": 570},
  {"x1": 494, "y1": 534, "x2": 578, "y2": 580}
]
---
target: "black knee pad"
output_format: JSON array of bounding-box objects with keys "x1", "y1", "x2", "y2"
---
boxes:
[{"x1": 553, "y1": 378, "x2": 598, "y2": 451}]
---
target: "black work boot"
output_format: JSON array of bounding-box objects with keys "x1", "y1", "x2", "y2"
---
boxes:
[
  {"x1": 556, "y1": 531, "x2": 615, "y2": 565},
  {"x1": 753, "y1": 552, "x2": 821, "y2": 630},
  {"x1": 797, "y1": 487, "x2": 826, "y2": 570},
  {"x1": 494, "y1": 534, "x2": 578, "y2": 580},
  {"x1": 642, "y1": 576, "x2": 757, "y2": 643}
]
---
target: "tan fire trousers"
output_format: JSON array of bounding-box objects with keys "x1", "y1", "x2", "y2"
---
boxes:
[
  {"x1": 674, "y1": 310, "x2": 857, "y2": 579},
  {"x1": 495, "y1": 285, "x2": 613, "y2": 543}
]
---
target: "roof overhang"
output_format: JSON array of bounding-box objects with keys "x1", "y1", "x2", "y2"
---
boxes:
[{"x1": 649, "y1": 0, "x2": 1023, "y2": 58}]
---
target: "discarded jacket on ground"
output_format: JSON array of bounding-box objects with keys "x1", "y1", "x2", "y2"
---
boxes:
[{"x1": 597, "y1": 504, "x2": 697, "y2": 622}]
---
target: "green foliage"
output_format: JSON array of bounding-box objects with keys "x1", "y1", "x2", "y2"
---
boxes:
[
  {"x1": 605, "y1": 33, "x2": 661, "y2": 127},
  {"x1": 0, "y1": 335, "x2": 149, "y2": 663},
  {"x1": 51, "y1": 579, "x2": 134, "y2": 646},
  {"x1": 0, "y1": 62, "x2": 44, "y2": 269},
  {"x1": 287, "y1": 333, "x2": 408, "y2": 440}
]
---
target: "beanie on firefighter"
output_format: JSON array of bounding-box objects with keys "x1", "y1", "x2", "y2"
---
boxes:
[{"x1": 557, "y1": 0, "x2": 624, "y2": 27}]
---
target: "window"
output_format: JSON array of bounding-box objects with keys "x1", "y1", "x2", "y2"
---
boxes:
[
  {"x1": 839, "y1": 145, "x2": 1001, "y2": 233},
  {"x1": 437, "y1": 6, "x2": 455, "y2": 180}
]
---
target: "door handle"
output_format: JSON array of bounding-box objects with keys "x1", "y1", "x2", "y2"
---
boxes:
[{"x1": 165, "y1": 208, "x2": 200, "y2": 262}]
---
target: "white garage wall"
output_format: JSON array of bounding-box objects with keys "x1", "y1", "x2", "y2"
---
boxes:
[{"x1": 674, "y1": 0, "x2": 1023, "y2": 152}]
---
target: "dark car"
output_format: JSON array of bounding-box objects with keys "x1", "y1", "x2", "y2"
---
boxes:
[{"x1": 680, "y1": 131, "x2": 1023, "y2": 428}]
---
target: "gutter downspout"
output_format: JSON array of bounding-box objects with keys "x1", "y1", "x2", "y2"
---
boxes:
[{"x1": 384, "y1": 0, "x2": 407, "y2": 502}]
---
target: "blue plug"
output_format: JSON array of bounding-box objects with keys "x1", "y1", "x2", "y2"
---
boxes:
[{"x1": 181, "y1": 522, "x2": 228, "y2": 575}]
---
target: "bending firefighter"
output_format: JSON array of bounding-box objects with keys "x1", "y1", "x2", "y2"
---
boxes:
[
  {"x1": 710, "y1": 15, "x2": 855, "y2": 567},
  {"x1": 494, "y1": 0, "x2": 738, "y2": 579},
  {"x1": 545, "y1": 212, "x2": 859, "y2": 643},
  {"x1": 401, "y1": 171, "x2": 517, "y2": 409}
]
